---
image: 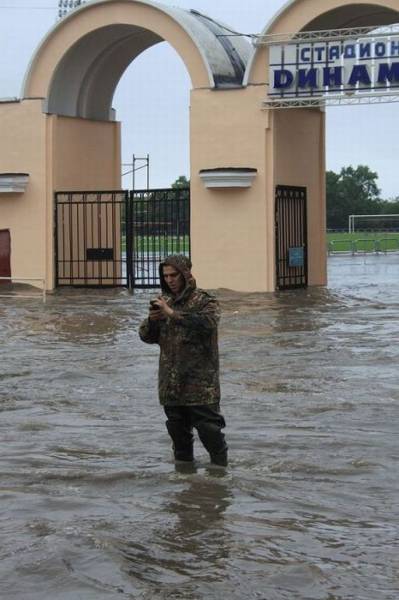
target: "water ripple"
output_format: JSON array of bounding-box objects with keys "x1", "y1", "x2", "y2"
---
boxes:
[{"x1": 0, "y1": 256, "x2": 398, "y2": 599}]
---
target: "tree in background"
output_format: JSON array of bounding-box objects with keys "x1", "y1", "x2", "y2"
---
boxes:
[
  {"x1": 326, "y1": 165, "x2": 382, "y2": 229},
  {"x1": 171, "y1": 175, "x2": 190, "y2": 189},
  {"x1": 378, "y1": 196, "x2": 399, "y2": 214}
]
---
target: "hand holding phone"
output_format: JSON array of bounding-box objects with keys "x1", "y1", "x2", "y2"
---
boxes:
[{"x1": 149, "y1": 298, "x2": 164, "y2": 321}]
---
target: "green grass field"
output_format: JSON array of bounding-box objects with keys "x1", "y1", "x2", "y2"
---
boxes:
[
  {"x1": 121, "y1": 233, "x2": 398, "y2": 254},
  {"x1": 122, "y1": 235, "x2": 190, "y2": 254},
  {"x1": 327, "y1": 231, "x2": 399, "y2": 252}
]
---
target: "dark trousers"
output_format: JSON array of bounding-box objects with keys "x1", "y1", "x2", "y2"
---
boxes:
[{"x1": 164, "y1": 404, "x2": 228, "y2": 464}]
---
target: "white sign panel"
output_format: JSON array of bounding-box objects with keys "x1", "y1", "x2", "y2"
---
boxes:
[{"x1": 269, "y1": 35, "x2": 399, "y2": 99}]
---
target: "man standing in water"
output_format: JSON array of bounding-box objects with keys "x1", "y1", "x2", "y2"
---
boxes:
[{"x1": 139, "y1": 255, "x2": 228, "y2": 467}]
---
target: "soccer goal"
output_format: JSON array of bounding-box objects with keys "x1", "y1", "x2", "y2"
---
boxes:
[{"x1": 348, "y1": 214, "x2": 399, "y2": 234}]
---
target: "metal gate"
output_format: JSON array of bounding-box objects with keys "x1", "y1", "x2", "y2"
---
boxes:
[
  {"x1": 0, "y1": 229, "x2": 11, "y2": 283},
  {"x1": 275, "y1": 185, "x2": 308, "y2": 290},
  {"x1": 55, "y1": 188, "x2": 190, "y2": 288},
  {"x1": 55, "y1": 190, "x2": 130, "y2": 287},
  {"x1": 130, "y1": 188, "x2": 190, "y2": 288}
]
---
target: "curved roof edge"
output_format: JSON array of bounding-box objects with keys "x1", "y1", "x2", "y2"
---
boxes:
[
  {"x1": 254, "y1": 0, "x2": 297, "y2": 39},
  {"x1": 186, "y1": 8, "x2": 253, "y2": 88},
  {"x1": 243, "y1": 0, "x2": 296, "y2": 86},
  {"x1": 244, "y1": 0, "x2": 399, "y2": 85},
  {"x1": 22, "y1": 0, "x2": 253, "y2": 99}
]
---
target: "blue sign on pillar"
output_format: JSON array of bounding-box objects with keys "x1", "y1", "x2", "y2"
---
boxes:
[{"x1": 288, "y1": 246, "x2": 304, "y2": 268}]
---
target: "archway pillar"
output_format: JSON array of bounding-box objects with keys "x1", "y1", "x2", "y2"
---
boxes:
[
  {"x1": 190, "y1": 86, "x2": 274, "y2": 292},
  {"x1": 0, "y1": 100, "x2": 121, "y2": 291},
  {"x1": 190, "y1": 87, "x2": 327, "y2": 292},
  {"x1": 0, "y1": 99, "x2": 51, "y2": 289},
  {"x1": 47, "y1": 114, "x2": 122, "y2": 290},
  {"x1": 51, "y1": 115, "x2": 121, "y2": 191},
  {"x1": 271, "y1": 107, "x2": 327, "y2": 288}
]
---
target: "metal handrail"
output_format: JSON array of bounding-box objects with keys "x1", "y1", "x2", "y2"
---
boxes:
[
  {"x1": 376, "y1": 238, "x2": 399, "y2": 253},
  {"x1": 0, "y1": 277, "x2": 46, "y2": 303},
  {"x1": 353, "y1": 239, "x2": 379, "y2": 254},
  {"x1": 328, "y1": 239, "x2": 355, "y2": 255},
  {"x1": 328, "y1": 238, "x2": 399, "y2": 255}
]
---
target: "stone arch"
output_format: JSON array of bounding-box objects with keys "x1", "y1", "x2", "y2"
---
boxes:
[
  {"x1": 240, "y1": 0, "x2": 399, "y2": 293},
  {"x1": 23, "y1": 0, "x2": 251, "y2": 121},
  {"x1": 245, "y1": 0, "x2": 399, "y2": 85}
]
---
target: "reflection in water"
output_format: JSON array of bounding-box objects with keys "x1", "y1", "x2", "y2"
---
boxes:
[
  {"x1": 119, "y1": 471, "x2": 232, "y2": 594},
  {"x1": 166, "y1": 469, "x2": 232, "y2": 563},
  {"x1": 0, "y1": 255, "x2": 398, "y2": 599}
]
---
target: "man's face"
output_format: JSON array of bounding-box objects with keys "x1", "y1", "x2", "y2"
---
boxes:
[{"x1": 163, "y1": 265, "x2": 185, "y2": 295}]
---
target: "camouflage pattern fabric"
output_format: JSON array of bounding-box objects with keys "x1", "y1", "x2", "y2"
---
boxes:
[{"x1": 139, "y1": 255, "x2": 221, "y2": 406}]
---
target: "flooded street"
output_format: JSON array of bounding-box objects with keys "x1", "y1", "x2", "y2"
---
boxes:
[{"x1": 1, "y1": 254, "x2": 398, "y2": 600}]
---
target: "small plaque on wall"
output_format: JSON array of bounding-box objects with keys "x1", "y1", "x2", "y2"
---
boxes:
[
  {"x1": 288, "y1": 247, "x2": 304, "y2": 268},
  {"x1": 86, "y1": 248, "x2": 114, "y2": 261}
]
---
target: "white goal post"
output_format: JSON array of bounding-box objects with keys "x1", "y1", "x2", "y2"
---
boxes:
[{"x1": 348, "y1": 214, "x2": 399, "y2": 233}]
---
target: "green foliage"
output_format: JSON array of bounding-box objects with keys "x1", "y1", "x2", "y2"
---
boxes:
[
  {"x1": 171, "y1": 175, "x2": 190, "y2": 189},
  {"x1": 326, "y1": 165, "x2": 382, "y2": 229},
  {"x1": 378, "y1": 197, "x2": 399, "y2": 214}
]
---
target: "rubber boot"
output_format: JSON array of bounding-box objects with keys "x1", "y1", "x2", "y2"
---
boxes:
[
  {"x1": 166, "y1": 420, "x2": 194, "y2": 462},
  {"x1": 210, "y1": 449, "x2": 228, "y2": 467},
  {"x1": 196, "y1": 422, "x2": 228, "y2": 467}
]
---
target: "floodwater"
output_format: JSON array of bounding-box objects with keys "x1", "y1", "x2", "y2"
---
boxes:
[{"x1": 1, "y1": 254, "x2": 398, "y2": 600}]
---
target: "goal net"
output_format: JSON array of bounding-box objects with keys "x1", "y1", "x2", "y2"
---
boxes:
[{"x1": 348, "y1": 214, "x2": 399, "y2": 233}]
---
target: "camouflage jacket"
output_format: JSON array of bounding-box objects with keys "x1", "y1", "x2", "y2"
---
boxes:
[{"x1": 139, "y1": 255, "x2": 221, "y2": 406}]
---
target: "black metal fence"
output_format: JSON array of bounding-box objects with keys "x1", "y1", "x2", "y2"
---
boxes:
[
  {"x1": 275, "y1": 185, "x2": 308, "y2": 290},
  {"x1": 55, "y1": 188, "x2": 190, "y2": 289},
  {"x1": 131, "y1": 188, "x2": 190, "y2": 287},
  {"x1": 55, "y1": 191, "x2": 129, "y2": 287}
]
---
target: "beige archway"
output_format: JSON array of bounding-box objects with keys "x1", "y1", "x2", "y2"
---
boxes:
[
  {"x1": 5, "y1": 0, "x2": 251, "y2": 290},
  {"x1": 235, "y1": 0, "x2": 399, "y2": 291},
  {"x1": 23, "y1": 0, "x2": 251, "y2": 119},
  {"x1": 2, "y1": 0, "x2": 399, "y2": 292}
]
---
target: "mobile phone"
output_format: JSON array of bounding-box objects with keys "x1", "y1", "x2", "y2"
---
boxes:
[{"x1": 149, "y1": 299, "x2": 158, "y2": 309}]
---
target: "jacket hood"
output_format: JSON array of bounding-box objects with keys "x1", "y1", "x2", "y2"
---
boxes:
[{"x1": 159, "y1": 254, "x2": 196, "y2": 299}]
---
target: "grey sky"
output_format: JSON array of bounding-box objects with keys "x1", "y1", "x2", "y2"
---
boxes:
[{"x1": 0, "y1": 0, "x2": 398, "y2": 197}]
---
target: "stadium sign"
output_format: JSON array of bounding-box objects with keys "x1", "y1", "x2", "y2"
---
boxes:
[{"x1": 269, "y1": 35, "x2": 399, "y2": 99}]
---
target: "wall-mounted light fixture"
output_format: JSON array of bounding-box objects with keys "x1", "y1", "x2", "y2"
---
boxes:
[
  {"x1": 199, "y1": 168, "x2": 257, "y2": 189},
  {"x1": 0, "y1": 173, "x2": 30, "y2": 194}
]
